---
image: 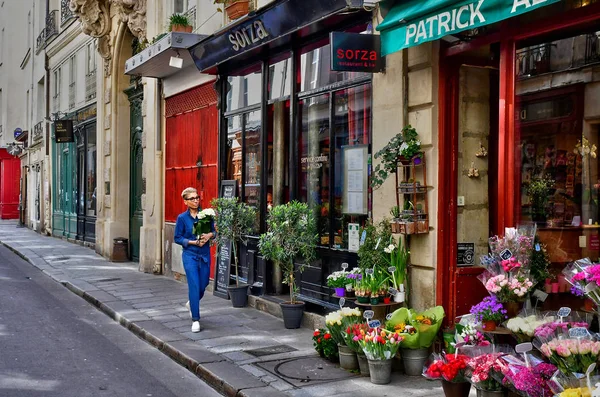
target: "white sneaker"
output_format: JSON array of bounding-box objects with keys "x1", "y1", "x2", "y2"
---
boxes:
[{"x1": 191, "y1": 321, "x2": 201, "y2": 333}]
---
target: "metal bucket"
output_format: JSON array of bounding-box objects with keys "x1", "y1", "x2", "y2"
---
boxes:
[
  {"x1": 477, "y1": 388, "x2": 509, "y2": 397},
  {"x1": 338, "y1": 344, "x2": 358, "y2": 370},
  {"x1": 357, "y1": 352, "x2": 370, "y2": 376},
  {"x1": 401, "y1": 347, "x2": 429, "y2": 376},
  {"x1": 367, "y1": 358, "x2": 393, "y2": 384}
]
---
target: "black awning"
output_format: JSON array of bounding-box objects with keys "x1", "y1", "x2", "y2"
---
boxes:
[{"x1": 189, "y1": 0, "x2": 366, "y2": 74}]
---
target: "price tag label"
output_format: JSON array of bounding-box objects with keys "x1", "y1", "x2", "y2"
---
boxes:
[
  {"x1": 533, "y1": 289, "x2": 549, "y2": 302},
  {"x1": 535, "y1": 243, "x2": 541, "y2": 251},
  {"x1": 515, "y1": 342, "x2": 533, "y2": 354},
  {"x1": 339, "y1": 298, "x2": 346, "y2": 309},
  {"x1": 557, "y1": 307, "x2": 572, "y2": 318},
  {"x1": 363, "y1": 310, "x2": 374, "y2": 320},
  {"x1": 365, "y1": 268, "x2": 374, "y2": 276},
  {"x1": 360, "y1": 230, "x2": 367, "y2": 246},
  {"x1": 388, "y1": 266, "x2": 396, "y2": 273},
  {"x1": 389, "y1": 287, "x2": 398, "y2": 295},
  {"x1": 375, "y1": 237, "x2": 382, "y2": 250},
  {"x1": 500, "y1": 249, "x2": 513, "y2": 261},
  {"x1": 368, "y1": 320, "x2": 381, "y2": 328},
  {"x1": 569, "y1": 327, "x2": 590, "y2": 338},
  {"x1": 341, "y1": 263, "x2": 349, "y2": 270},
  {"x1": 386, "y1": 313, "x2": 393, "y2": 321}
]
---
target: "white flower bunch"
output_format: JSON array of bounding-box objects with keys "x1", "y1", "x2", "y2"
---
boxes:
[
  {"x1": 198, "y1": 208, "x2": 216, "y2": 219},
  {"x1": 506, "y1": 315, "x2": 554, "y2": 337},
  {"x1": 340, "y1": 307, "x2": 361, "y2": 318},
  {"x1": 325, "y1": 311, "x2": 343, "y2": 326},
  {"x1": 384, "y1": 244, "x2": 397, "y2": 254},
  {"x1": 349, "y1": 267, "x2": 361, "y2": 275}
]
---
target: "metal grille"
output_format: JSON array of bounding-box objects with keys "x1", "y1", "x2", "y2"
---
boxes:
[
  {"x1": 165, "y1": 84, "x2": 217, "y2": 118},
  {"x1": 33, "y1": 121, "x2": 44, "y2": 142},
  {"x1": 85, "y1": 71, "x2": 96, "y2": 101},
  {"x1": 61, "y1": 0, "x2": 75, "y2": 25},
  {"x1": 183, "y1": 6, "x2": 197, "y2": 31},
  {"x1": 36, "y1": 10, "x2": 58, "y2": 53},
  {"x1": 516, "y1": 43, "x2": 552, "y2": 79},
  {"x1": 586, "y1": 33, "x2": 600, "y2": 65}
]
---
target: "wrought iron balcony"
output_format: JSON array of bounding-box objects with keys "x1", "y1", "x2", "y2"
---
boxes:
[
  {"x1": 33, "y1": 121, "x2": 44, "y2": 142},
  {"x1": 85, "y1": 70, "x2": 96, "y2": 101},
  {"x1": 61, "y1": 0, "x2": 76, "y2": 25},
  {"x1": 183, "y1": 7, "x2": 197, "y2": 31},
  {"x1": 586, "y1": 32, "x2": 600, "y2": 65},
  {"x1": 36, "y1": 10, "x2": 59, "y2": 53},
  {"x1": 516, "y1": 43, "x2": 552, "y2": 79}
]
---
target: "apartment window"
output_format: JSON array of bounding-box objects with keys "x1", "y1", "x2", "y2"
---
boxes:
[
  {"x1": 86, "y1": 41, "x2": 96, "y2": 74},
  {"x1": 69, "y1": 56, "x2": 76, "y2": 109},
  {"x1": 53, "y1": 68, "x2": 61, "y2": 112},
  {"x1": 174, "y1": 0, "x2": 188, "y2": 13},
  {"x1": 28, "y1": 11, "x2": 31, "y2": 49}
]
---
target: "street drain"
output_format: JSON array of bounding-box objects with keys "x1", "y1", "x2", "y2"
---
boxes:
[
  {"x1": 95, "y1": 278, "x2": 122, "y2": 283},
  {"x1": 256, "y1": 357, "x2": 356, "y2": 387},
  {"x1": 245, "y1": 345, "x2": 297, "y2": 357}
]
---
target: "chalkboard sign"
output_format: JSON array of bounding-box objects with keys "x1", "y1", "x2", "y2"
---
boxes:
[
  {"x1": 220, "y1": 180, "x2": 237, "y2": 199},
  {"x1": 213, "y1": 240, "x2": 232, "y2": 299},
  {"x1": 55, "y1": 120, "x2": 74, "y2": 143},
  {"x1": 213, "y1": 180, "x2": 239, "y2": 299},
  {"x1": 457, "y1": 243, "x2": 475, "y2": 266}
]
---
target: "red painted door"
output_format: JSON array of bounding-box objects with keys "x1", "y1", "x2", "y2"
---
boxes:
[
  {"x1": 0, "y1": 154, "x2": 21, "y2": 219},
  {"x1": 165, "y1": 83, "x2": 219, "y2": 278}
]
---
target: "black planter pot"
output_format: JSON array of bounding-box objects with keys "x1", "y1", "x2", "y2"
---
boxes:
[
  {"x1": 227, "y1": 284, "x2": 249, "y2": 308},
  {"x1": 280, "y1": 301, "x2": 305, "y2": 329}
]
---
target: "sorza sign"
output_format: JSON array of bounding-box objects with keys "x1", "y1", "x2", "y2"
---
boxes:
[{"x1": 380, "y1": 0, "x2": 560, "y2": 55}]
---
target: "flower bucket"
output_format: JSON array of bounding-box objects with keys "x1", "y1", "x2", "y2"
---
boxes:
[
  {"x1": 357, "y1": 296, "x2": 370, "y2": 304},
  {"x1": 370, "y1": 296, "x2": 380, "y2": 305},
  {"x1": 367, "y1": 358, "x2": 393, "y2": 384},
  {"x1": 383, "y1": 297, "x2": 391, "y2": 304},
  {"x1": 334, "y1": 287, "x2": 346, "y2": 297},
  {"x1": 401, "y1": 347, "x2": 429, "y2": 376},
  {"x1": 482, "y1": 320, "x2": 497, "y2": 331},
  {"x1": 441, "y1": 380, "x2": 471, "y2": 397},
  {"x1": 357, "y1": 352, "x2": 370, "y2": 376},
  {"x1": 393, "y1": 292, "x2": 405, "y2": 303},
  {"x1": 476, "y1": 388, "x2": 508, "y2": 397},
  {"x1": 338, "y1": 344, "x2": 359, "y2": 370},
  {"x1": 504, "y1": 301, "x2": 522, "y2": 318}
]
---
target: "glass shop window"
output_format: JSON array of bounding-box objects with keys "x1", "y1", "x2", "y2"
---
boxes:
[{"x1": 226, "y1": 65, "x2": 261, "y2": 112}]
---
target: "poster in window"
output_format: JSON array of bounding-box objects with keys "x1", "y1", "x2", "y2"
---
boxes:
[{"x1": 342, "y1": 145, "x2": 368, "y2": 215}]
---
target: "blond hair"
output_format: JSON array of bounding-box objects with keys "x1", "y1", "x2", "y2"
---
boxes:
[{"x1": 181, "y1": 187, "x2": 197, "y2": 199}]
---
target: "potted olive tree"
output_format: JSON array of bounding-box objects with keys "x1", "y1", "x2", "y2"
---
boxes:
[
  {"x1": 211, "y1": 197, "x2": 257, "y2": 308},
  {"x1": 259, "y1": 201, "x2": 318, "y2": 329}
]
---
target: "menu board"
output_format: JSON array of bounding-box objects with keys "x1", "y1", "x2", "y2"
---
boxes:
[
  {"x1": 213, "y1": 180, "x2": 238, "y2": 299},
  {"x1": 343, "y1": 145, "x2": 368, "y2": 215}
]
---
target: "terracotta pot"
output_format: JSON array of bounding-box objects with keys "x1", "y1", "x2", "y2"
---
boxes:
[
  {"x1": 225, "y1": 0, "x2": 249, "y2": 20},
  {"x1": 441, "y1": 380, "x2": 472, "y2": 397},
  {"x1": 171, "y1": 24, "x2": 191, "y2": 33},
  {"x1": 482, "y1": 320, "x2": 497, "y2": 331}
]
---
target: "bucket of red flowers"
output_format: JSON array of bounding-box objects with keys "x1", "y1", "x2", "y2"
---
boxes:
[
  {"x1": 423, "y1": 352, "x2": 471, "y2": 397},
  {"x1": 312, "y1": 328, "x2": 338, "y2": 362}
]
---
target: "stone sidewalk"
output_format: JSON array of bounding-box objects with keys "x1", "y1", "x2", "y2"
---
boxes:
[{"x1": 0, "y1": 220, "x2": 445, "y2": 397}]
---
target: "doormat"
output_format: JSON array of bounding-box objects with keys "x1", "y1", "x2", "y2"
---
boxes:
[{"x1": 245, "y1": 345, "x2": 297, "y2": 357}]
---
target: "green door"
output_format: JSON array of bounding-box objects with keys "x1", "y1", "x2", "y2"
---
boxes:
[{"x1": 127, "y1": 84, "x2": 143, "y2": 262}]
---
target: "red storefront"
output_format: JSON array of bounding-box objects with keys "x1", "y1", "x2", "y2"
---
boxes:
[
  {"x1": 0, "y1": 148, "x2": 21, "y2": 219},
  {"x1": 431, "y1": 2, "x2": 600, "y2": 322}
]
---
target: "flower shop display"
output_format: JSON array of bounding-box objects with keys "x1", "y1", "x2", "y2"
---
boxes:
[
  {"x1": 550, "y1": 370, "x2": 600, "y2": 397},
  {"x1": 313, "y1": 328, "x2": 338, "y2": 362},
  {"x1": 386, "y1": 306, "x2": 445, "y2": 376},
  {"x1": 212, "y1": 197, "x2": 257, "y2": 307},
  {"x1": 258, "y1": 201, "x2": 318, "y2": 329},
  {"x1": 470, "y1": 296, "x2": 507, "y2": 331},
  {"x1": 467, "y1": 350, "x2": 511, "y2": 397},
  {"x1": 343, "y1": 322, "x2": 371, "y2": 376},
  {"x1": 563, "y1": 258, "x2": 600, "y2": 306},
  {"x1": 383, "y1": 237, "x2": 410, "y2": 303},
  {"x1": 327, "y1": 270, "x2": 350, "y2": 297},
  {"x1": 357, "y1": 327, "x2": 403, "y2": 384},
  {"x1": 496, "y1": 357, "x2": 557, "y2": 397},
  {"x1": 424, "y1": 353, "x2": 472, "y2": 397},
  {"x1": 325, "y1": 307, "x2": 363, "y2": 370},
  {"x1": 505, "y1": 312, "x2": 554, "y2": 342},
  {"x1": 346, "y1": 267, "x2": 362, "y2": 295},
  {"x1": 536, "y1": 335, "x2": 600, "y2": 376},
  {"x1": 533, "y1": 319, "x2": 590, "y2": 340}
]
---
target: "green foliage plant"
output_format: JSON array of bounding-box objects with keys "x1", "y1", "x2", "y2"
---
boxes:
[
  {"x1": 258, "y1": 201, "x2": 318, "y2": 304},
  {"x1": 211, "y1": 197, "x2": 257, "y2": 287},
  {"x1": 526, "y1": 176, "x2": 554, "y2": 216},
  {"x1": 529, "y1": 236, "x2": 551, "y2": 290},
  {"x1": 169, "y1": 14, "x2": 191, "y2": 30},
  {"x1": 357, "y1": 219, "x2": 392, "y2": 271},
  {"x1": 371, "y1": 125, "x2": 421, "y2": 190}
]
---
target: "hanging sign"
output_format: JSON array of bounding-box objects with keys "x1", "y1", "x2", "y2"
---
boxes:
[
  {"x1": 54, "y1": 120, "x2": 74, "y2": 143},
  {"x1": 330, "y1": 32, "x2": 385, "y2": 73}
]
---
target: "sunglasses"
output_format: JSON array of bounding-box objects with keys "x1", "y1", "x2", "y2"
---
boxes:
[{"x1": 185, "y1": 196, "x2": 200, "y2": 201}]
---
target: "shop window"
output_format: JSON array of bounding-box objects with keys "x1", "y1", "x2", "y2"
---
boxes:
[
  {"x1": 299, "y1": 93, "x2": 330, "y2": 246},
  {"x1": 268, "y1": 56, "x2": 291, "y2": 101},
  {"x1": 87, "y1": 125, "x2": 96, "y2": 216},
  {"x1": 244, "y1": 111, "x2": 262, "y2": 232},
  {"x1": 226, "y1": 65, "x2": 261, "y2": 112}
]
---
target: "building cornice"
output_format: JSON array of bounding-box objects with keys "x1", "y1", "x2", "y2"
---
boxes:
[{"x1": 46, "y1": 23, "x2": 84, "y2": 59}]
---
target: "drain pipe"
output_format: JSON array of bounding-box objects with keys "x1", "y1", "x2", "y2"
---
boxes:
[{"x1": 154, "y1": 79, "x2": 164, "y2": 274}]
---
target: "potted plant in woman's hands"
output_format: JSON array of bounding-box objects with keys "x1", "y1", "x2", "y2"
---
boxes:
[
  {"x1": 211, "y1": 197, "x2": 257, "y2": 308},
  {"x1": 213, "y1": 0, "x2": 250, "y2": 20},
  {"x1": 169, "y1": 14, "x2": 193, "y2": 32},
  {"x1": 259, "y1": 201, "x2": 318, "y2": 329}
]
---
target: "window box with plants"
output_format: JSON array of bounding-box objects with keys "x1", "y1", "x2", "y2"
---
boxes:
[
  {"x1": 169, "y1": 14, "x2": 192, "y2": 33},
  {"x1": 214, "y1": 0, "x2": 250, "y2": 21}
]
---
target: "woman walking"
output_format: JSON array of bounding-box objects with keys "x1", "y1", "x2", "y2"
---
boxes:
[{"x1": 174, "y1": 187, "x2": 215, "y2": 332}]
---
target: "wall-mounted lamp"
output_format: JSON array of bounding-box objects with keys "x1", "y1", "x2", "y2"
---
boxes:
[{"x1": 169, "y1": 51, "x2": 183, "y2": 69}]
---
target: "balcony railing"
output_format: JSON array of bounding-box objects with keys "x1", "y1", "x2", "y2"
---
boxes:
[
  {"x1": 85, "y1": 70, "x2": 96, "y2": 101},
  {"x1": 183, "y1": 7, "x2": 197, "y2": 31},
  {"x1": 586, "y1": 33, "x2": 600, "y2": 65},
  {"x1": 69, "y1": 82, "x2": 76, "y2": 109},
  {"x1": 33, "y1": 121, "x2": 44, "y2": 142},
  {"x1": 36, "y1": 10, "x2": 59, "y2": 53},
  {"x1": 516, "y1": 43, "x2": 552, "y2": 79},
  {"x1": 61, "y1": 0, "x2": 76, "y2": 26}
]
